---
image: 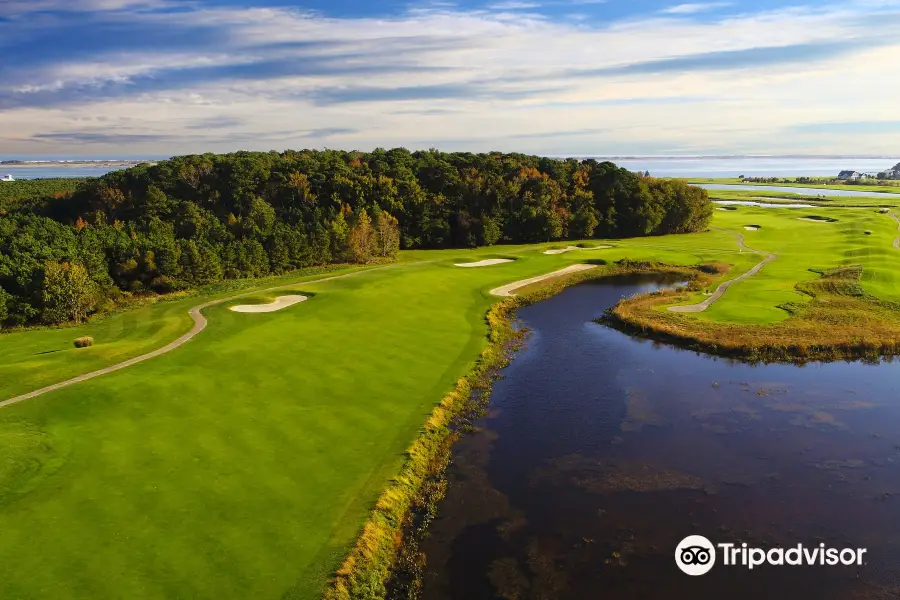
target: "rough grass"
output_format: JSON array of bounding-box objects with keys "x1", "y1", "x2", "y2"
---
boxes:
[
  {"x1": 73, "y1": 336, "x2": 94, "y2": 348},
  {"x1": 607, "y1": 264, "x2": 900, "y2": 362}
]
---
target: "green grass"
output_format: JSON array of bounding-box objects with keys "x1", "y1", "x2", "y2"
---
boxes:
[{"x1": 0, "y1": 209, "x2": 898, "y2": 600}]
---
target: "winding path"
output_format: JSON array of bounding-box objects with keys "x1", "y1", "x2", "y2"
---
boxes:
[
  {"x1": 0, "y1": 267, "x2": 382, "y2": 409},
  {"x1": 668, "y1": 231, "x2": 777, "y2": 313}
]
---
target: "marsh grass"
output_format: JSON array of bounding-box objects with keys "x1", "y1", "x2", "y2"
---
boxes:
[{"x1": 606, "y1": 264, "x2": 900, "y2": 362}]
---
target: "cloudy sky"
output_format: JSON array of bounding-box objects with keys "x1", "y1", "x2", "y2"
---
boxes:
[{"x1": 2, "y1": 0, "x2": 900, "y2": 156}]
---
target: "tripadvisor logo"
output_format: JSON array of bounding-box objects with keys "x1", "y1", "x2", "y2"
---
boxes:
[{"x1": 675, "y1": 535, "x2": 867, "y2": 576}]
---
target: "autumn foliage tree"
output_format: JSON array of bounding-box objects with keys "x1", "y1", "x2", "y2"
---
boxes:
[{"x1": 0, "y1": 149, "x2": 712, "y2": 327}]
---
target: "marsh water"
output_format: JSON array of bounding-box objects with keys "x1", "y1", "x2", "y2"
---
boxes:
[{"x1": 420, "y1": 277, "x2": 900, "y2": 600}]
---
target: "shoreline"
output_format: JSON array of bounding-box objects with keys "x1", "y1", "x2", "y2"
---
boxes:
[
  {"x1": 1, "y1": 161, "x2": 153, "y2": 169},
  {"x1": 604, "y1": 264, "x2": 900, "y2": 364},
  {"x1": 324, "y1": 261, "x2": 705, "y2": 600}
]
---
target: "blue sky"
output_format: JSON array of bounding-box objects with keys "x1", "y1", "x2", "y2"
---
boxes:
[{"x1": 2, "y1": 0, "x2": 900, "y2": 156}]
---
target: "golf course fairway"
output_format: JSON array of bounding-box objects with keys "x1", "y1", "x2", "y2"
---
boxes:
[{"x1": 1, "y1": 205, "x2": 899, "y2": 600}]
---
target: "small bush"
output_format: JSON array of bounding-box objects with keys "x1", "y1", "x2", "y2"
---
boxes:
[
  {"x1": 698, "y1": 262, "x2": 730, "y2": 275},
  {"x1": 74, "y1": 336, "x2": 94, "y2": 348}
]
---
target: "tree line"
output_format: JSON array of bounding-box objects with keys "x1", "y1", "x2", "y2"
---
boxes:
[{"x1": 0, "y1": 149, "x2": 711, "y2": 327}]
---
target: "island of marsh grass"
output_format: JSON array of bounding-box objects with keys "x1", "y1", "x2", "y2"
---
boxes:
[
  {"x1": 1, "y1": 207, "x2": 900, "y2": 600},
  {"x1": 607, "y1": 264, "x2": 900, "y2": 362}
]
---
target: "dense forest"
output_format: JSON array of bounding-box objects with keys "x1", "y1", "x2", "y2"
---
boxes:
[{"x1": 0, "y1": 149, "x2": 712, "y2": 327}]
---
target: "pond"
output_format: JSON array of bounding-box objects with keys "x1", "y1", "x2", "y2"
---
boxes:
[
  {"x1": 697, "y1": 184, "x2": 898, "y2": 198},
  {"x1": 420, "y1": 276, "x2": 900, "y2": 600}
]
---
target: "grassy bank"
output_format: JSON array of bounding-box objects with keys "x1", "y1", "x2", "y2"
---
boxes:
[
  {"x1": 325, "y1": 260, "x2": 708, "y2": 599},
  {"x1": 606, "y1": 264, "x2": 900, "y2": 362}
]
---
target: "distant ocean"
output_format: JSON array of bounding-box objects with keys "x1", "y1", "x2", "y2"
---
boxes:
[
  {"x1": 596, "y1": 156, "x2": 900, "y2": 179},
  {"x1": 2, "y1": 155, "x2": 899, "y2": 180}
]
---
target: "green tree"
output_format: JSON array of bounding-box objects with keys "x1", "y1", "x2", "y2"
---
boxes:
[
  {"x1": 41, "y1": 261, "x2": 97, "y2": 324},
  {"x1": 0, "y1": 285, "x2": 9, "y2": 323}
]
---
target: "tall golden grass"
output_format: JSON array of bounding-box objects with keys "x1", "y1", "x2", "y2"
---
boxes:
[{"x1": 606, "y1": 265, "x2": 900, "y2": 363}]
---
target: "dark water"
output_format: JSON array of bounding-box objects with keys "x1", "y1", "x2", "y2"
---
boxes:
[{"x1": 421, "y1": 277, "x2": 900, "y2": 600}]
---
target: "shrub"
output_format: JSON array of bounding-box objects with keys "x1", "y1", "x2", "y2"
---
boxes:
[
  {"x1": 73, "y1": 336, "x2": 94, "y2": 348},
  {"x1": 697, "y1": 262, "x2": 730, "y2": 275}
]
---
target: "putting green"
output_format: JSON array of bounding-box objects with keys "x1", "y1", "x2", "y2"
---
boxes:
[{"x1": 0, "y1": 207, "x2": 898, "y2": 600}]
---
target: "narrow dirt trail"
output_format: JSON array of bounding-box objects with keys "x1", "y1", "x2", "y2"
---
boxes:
[
  {"x1": 0, "y1": 267, "x2": 384, "y2": 409},
  {"x1": 668, "y1": 230, "x2": 777, "y2": 313}
]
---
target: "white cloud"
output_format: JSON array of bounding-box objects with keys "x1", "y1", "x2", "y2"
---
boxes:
[
  {"x1": 662, "y1": 2, "x2": 733, "y2": 14},
  {"x1": 488, "y1": 1, "x2": 543, "y2": 9},
  {"x1": 1, "y1": 1, "x2": 900, "y2": 155}
]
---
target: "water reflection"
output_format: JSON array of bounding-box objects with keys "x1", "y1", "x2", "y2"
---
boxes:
[{"x1": 421, "y1": 276, "x2": 900, "y2": 600}]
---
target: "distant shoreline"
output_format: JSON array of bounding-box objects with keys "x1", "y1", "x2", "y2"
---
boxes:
[{"x1": 1, "y1": 161, "x2": 154, "y2": 168}]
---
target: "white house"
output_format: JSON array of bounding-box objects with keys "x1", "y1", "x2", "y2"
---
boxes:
[
  {"x1": 1, "y1": 174, "x2": 15, "y2": 182},
  {"x1": 837, "y1": 170, "x2": 861, "y2": 181}
]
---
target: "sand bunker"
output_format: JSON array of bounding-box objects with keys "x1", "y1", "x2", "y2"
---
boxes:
[
  {"x1": 455, "y1": 259, "x2": 514, "y2": 267},
  {"x1": 542, "y1": 245, "x2": 611, "y2": 255},
  {"x1": 798, "y1": 217, "x2": 836, "y2": 223},
  {"x1": 229, "y1": 295, "x2": 308, "y2": 313},
  {"x1": 490, "y1": 264, "x2": 598, "y2": 297},
  {"x1": 744, "y1": 226, "x2": 760, "y2": 231}
]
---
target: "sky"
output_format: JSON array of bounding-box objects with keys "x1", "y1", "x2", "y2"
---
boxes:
[{"x1": 2, "y1": 0, "x2": 900, "y2": 157}]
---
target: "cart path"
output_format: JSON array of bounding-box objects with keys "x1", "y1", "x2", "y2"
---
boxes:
[
  {"x1": 668, "y1": 230, "x2": 777, "y2": 313},
  {"x1": 0, "y1": 267, "x2": 383, "y2": 409}
]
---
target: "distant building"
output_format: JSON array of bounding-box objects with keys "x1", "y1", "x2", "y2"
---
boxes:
[
  {"x1": 1, "y1": 174, "x2": 15, "y2": 182},
  {"x1": 880, "y1": 164, "x2": 900, "y2": 180},
  {"x1": 837, "y1": 170, "x2": 861, "y2": 180}
]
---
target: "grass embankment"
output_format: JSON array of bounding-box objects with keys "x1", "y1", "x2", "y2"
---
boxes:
[
  {"x1": 605, "y1": 206, "x2": 900, "y2": 362},
  {"x1": 326, "y1": 259, "x2": 708, "y2": 599},
  {"x1": 606, "y1": 264, "x2": 900, "y2": 362}
]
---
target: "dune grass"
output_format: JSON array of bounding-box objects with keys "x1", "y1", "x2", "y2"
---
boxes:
[{"x1": 1, "y1": 206, "x2": 899, "y2": 600}]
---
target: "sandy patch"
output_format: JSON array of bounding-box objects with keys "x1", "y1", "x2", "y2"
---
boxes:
[
  {"x1": 797, "y1": 217, "x2": 835, "y2": 223},
  {"x1": 490, "y1": 264, "x2": 598, "y2": 297},
  {"x1": 744, "y1": 226, "x2": 759, "y2": 231},
  {"x1": 229, "y1": 295, "x2": 308, "y2": 313},
  {"x1": 542, "y1": 245, "x2": 611, "y2": 255},
  {"x1": 455, "y1": 259, "x2": 514, "y2": 267}
]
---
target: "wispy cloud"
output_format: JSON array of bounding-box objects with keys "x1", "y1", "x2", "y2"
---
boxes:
[
  {"x1": 488, "y1": 1, "x2": 542, "y2": 9},
  {"x1": 1, "y1": 0, "x2": 900, "y2": 155},
  {"x1": 662, "y1": 2, "x2": 734, "y2": 14}
]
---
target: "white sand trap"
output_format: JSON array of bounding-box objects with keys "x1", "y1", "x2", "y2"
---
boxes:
[
  {"x1": 744, "y1": 226, "x2": 760, "y2": 231},
  {"x1": 797, "y1": 217, "x2": 834, "y2": 223},
  {"x1": 716, "y1": 207, "x2": 731, "y2": 211},
  {"x1": 229, "y1": 295, "x2": 308, "y2": 313},
  {"x1": 542, "y1": 245, "x2": 612, "y2": 255},
  {"x1": 490, "y1": 264, "x2": 598, "y2": 297},
  {"x1": 455, "y1": 259, "x2": 514, "y2": 267}
]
